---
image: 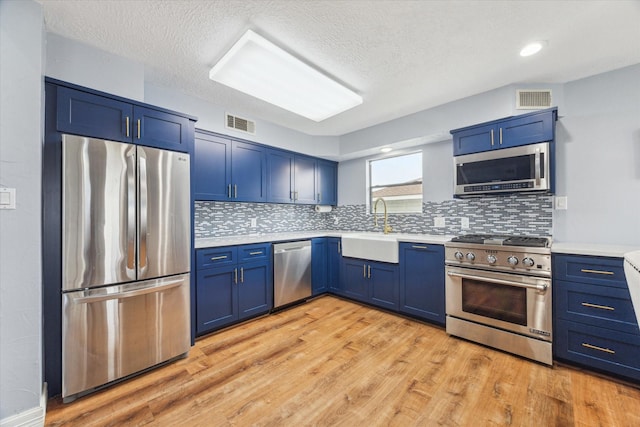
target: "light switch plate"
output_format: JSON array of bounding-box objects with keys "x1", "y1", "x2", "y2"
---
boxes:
[
  {"x1": 555, "y1": 196, "x2": 568, "y2": 210},
  {"x1": 0, "y1": 188, "x2": 16, "y2": 209},
  {"x1": 434, "y1": 217, "x2": 445, "y2": 227},
  {"x1": 461, "y1": 217, "x2": 470, "y2": 229}
]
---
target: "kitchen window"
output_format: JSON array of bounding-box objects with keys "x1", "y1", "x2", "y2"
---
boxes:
[{"x1": 369, "y1": 152, "x2": 423, "y2": 214}]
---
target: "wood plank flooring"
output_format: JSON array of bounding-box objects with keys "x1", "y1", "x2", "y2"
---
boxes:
[{"x1": 45, "y1": 296, "x2": 640, "y2": 426}]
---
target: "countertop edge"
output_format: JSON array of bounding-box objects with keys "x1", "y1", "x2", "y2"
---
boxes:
[{"x1": 551, "y1": 242, "x2": 640, "y2": 258}]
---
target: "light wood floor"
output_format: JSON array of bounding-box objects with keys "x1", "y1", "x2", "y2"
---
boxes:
[{"x1": 45, "y1": 296, "x2": 640, "y2": 426}]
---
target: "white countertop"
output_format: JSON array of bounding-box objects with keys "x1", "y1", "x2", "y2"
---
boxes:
[
  {"x1": 195, "y1": 231, "x2": 453, "y2": 249},
  {"x1": 551, "y1": 242, "x2": 640, "y2": 258}
]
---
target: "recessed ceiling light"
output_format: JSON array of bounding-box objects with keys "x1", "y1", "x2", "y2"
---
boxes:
[
  {"x1": 209, "y1": 30, "x2": 363, "y2": 122},
  {"x1": 520, "y1": 41, "x2": 545, "y2": 57},
  {"x1": 380, "y1": 147, "x2": 392, "y2": 153}
]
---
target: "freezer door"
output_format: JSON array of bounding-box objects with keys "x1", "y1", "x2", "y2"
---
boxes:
[
  {"x1": 62, "y1": 274, "x2": 191, "y2": 399},
  {"x1": 137, "y1": 146, "x2": 191, "y2": 280},
  {"x1": 62, "y1": 135, "x2": 137, "y2": 291}
]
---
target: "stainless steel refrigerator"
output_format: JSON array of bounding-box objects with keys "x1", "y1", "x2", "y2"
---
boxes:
[{"x1": 61, "y1": 134, "x2": 191, "y2": 400}]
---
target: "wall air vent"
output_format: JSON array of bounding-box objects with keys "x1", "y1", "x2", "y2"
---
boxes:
[
  {"x1": 516, "y1": 89, "x2": 552, "y2": 109},
  {"x1": 225, "y1": 113, "x2": 256, "y2": 135}
]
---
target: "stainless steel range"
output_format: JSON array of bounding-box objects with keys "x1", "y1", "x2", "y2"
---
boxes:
[{"x1": 445, "y1": 234, "x2": 552, "y2": 365}]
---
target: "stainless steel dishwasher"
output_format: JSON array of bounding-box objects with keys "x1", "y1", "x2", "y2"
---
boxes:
[{"x1": 273, "y1": 240, "x2": 312, "y2": 309}]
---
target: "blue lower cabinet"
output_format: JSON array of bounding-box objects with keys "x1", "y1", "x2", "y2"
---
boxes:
[
  {"x1": 399, "y1": 243, "x2": 445, "y2": 325},
  {"x1": 555, "y1": 319, "x2": 640, "y2": 382},
  {"x1": 341, "y1": 257, "x2": 399, "y2": 310},
  {"x1": 312, "y1": 238, "x2": 328, "y2": 296},
  {"x1": 327, "y1": 238, "x2": 342, "y2": 293},
  {"x1": 196, "y1": 244, "x2": 272, "y2": 336}
]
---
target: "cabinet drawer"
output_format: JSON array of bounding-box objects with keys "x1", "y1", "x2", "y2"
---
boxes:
[
  {"x1": 553, "y1": 255, "x2": 626, "y2": 287},
  {"x1": 196, "y1": 247, "x2": 236, "y2": 270},
  {"x1": 238, "y1": 243, "x2": 271, "y2": 263},
  {"x1": 555, "y1": 280, "x2": 638, "y2": 334},
  {"x1": 555, "y1": 319, "x2": 640, "y2": 381}
]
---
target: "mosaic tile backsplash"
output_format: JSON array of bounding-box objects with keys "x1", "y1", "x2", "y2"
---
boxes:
[{"x1": 194, "y1": 194, "x2": 553, "y2": 238}]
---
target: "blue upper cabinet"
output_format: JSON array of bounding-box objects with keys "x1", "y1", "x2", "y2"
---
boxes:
[
  {"x1": 134, "y1": 106, "x2": 193, "y2": 153},
  {"x1": 52, "y1": 80, "x2": 195, "y2": 153},
  {"x1": 232, "y1": 141, "x2": 267, "y2": 202},
  {"x1": 56, "y1": 86, "x2": 133, "y2": 143},
  {"x1": 266, "y1": 149, "x2": 318, "y2": 204},
  {"x1": 266, "y1": 149, "x2": 295, "y2": 203},
  {"x1": 451, "y1": 107, "x2": 557, "y2": 156},
  {"x1": 194, "y1": 130, "x2": 266, "y2": 202},
  {"x1": 316, "y1": 159, "x2": 338, "y2": 206},
  {"x1": 194, "y1": 132, "x2": 232, "y2": 200}
]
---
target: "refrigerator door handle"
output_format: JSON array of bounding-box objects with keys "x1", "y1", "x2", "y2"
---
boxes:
[
  {"x1": 72, "y1": 279, "x2": 184, "y2": 304},
  {"x1": 138, "y1": 151, "x2": 148, "y2": 276},
  {"x1": 126, "y1": 149, "x2": 137, "y2": 279}
]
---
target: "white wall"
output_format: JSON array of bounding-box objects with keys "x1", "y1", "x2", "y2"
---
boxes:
[
  {"x1": 144, "y1": 82, "x2": 340, "y2": 159},
  {"x1": 553, "y1": 64, "x2": 640, "y2": 245},
  {"x1": 0, "y1": 0, "x2": 44, "y2": 422},
  {"x1": 46, "y1": 32, "x2": 145, "y2": 101}
]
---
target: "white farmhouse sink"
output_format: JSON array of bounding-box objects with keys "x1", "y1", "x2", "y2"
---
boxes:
[{"x1": 341, "y1": 233, "x2": 399, "y2": 264}]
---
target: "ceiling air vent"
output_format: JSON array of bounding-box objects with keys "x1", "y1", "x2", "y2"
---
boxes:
[
  {"x1": 225, "y1": 113, "x2": 256, "y2": 135},
  {"x1": 516, "y1": 89, "x2": 552, "y2": 109}
]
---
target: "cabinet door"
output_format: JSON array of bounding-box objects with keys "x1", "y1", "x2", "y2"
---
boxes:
[
  {"x1": 196, "y1": 266, "x2": 238, "y2": 334},
  {"x1": 294, "y1": 155, "x2": 317, "y2": 204},
  {"x1": 232, "y1": 141, "x2": 267, "y2": 202},
  {"x1": 237, "y1": 261, "x2": 272, "y2": 320},
  {"x1": 327, "y1": 238, "x2": 342, "y2": 293},
  {"x1": 368, "y1": 262, "x2": 399, "y2": 310},
  {"x1": 134, "y1": 106, "x2": 193, "y2": 153},
  {"x1": 194, "y1": 132, "x2": 232, "y2": 201},
  {"x1": 266, "y1": 150, "x2": 294, "y2": 203},
  {"x1": 452, "y1": 122, "x2": 497, "y2": 155},
  {"x1": 399, "y1": 243, "x2": 445, "y2": 324},
  {"x1": 312, "y1": 238, "x2": 328, "y2": 296},
  {"x1": 341, "y1": 258, "x2": 367, "y2": 301},
  {"x1": 56, "y1": 86, "x2": 133, "y2": 143},
  {"x1": 317, "y1": 160, "x2": 338, "y2": 206},
  {"x1": 499, "y1": 111, "x2": 554, "y2": 149}
]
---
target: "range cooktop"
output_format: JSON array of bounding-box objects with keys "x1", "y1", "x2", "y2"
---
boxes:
[{"x1": 450, "y1": 234, "x2": 550, "y2": 248}]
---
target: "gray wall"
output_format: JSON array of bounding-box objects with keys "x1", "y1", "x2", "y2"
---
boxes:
[{"x1": 0, "y1": 0, "x2": 44, "y2": 421}]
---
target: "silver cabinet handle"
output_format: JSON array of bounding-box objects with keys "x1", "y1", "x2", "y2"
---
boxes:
[
  {"x1": 581, "y1": 302, "x2": 615, "y2": 311},
  {"x1": 499, "y1": 127, "x2": 503, "y2": 145},
  {"x1": 338, "y1": 241, "x2": 341, "y2": 254},
  {"x1": 490, "y1": 129, "x2": 494, "y2": 146},
  {"x1": 447, "y1": 271, "x2": 548, "y2": 292},
  {"x1": 367, "y1": 265, "x2": 371, "y2": 279},
  {"x1": 240, "y1": 267, "x2": 244, "y2": 283},
  {"x1": 126, "y1": 116, "x2": 130, "y2": 138},
  {"x1": 210, "y1": 255, "x2": 228, "y2": 261},
  {"x1": 249, "y1": 251, "x2": 263, "y2": 255},
  {"x1": 228, "y1": 184, "x2": 232, "y2": 198},
  {"x1": 582, "y1": 343, "x2": 615, "y2": 354},
  {"x1": 234, "y1": 184, "x2": 238, "y2": 198},
  {"x1": 363, "y1": 264, "x2": 366, "y2": 278},
  {"x1": 580, "y1": 269, "x2": 614, "y2": 276},
  {"x1": 137, "y1": 119, "x2": 141, "y2": 139},
  {"x1": 234, "y1": 268, "x2": 238, "y2": 284},
  {"x1": 412, "y1": 245, "x2": 428, "y2": 249}
]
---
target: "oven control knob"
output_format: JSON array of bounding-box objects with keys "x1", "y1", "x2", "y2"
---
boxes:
[
  {"x1": 487, "y1": 254, "x2": 497, "y2": 264},
  {"x1": 454, "y1": 251, "x2": 464, "y2": 261},
  {"x1": 466, "y1": 252, "x2": 476, "y2": 262},
  {"x1": 522, "y1": 257, "x2": 535, "y2": 267},
  {"x1": 507, "y1": 255, "x2": 519, "y2": 266}
]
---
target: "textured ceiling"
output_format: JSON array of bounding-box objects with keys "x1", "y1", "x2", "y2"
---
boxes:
[{"x1": 39, "y1": 0, "x2": 640, "y2": 136}]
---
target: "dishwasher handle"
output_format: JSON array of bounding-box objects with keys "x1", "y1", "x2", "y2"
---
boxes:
[{"x1": 275, "y1": 246, "x2": 308, "y2": 254}]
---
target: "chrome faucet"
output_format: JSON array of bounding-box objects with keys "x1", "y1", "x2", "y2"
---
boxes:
[{"x1": 373, "y1": 197, "x2": 393, "y2": 234}]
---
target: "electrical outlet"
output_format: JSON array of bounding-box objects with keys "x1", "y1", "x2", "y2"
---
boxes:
[
  {"x1": 434, "y1": 217, "x2": 445, "y2": 227},
  {"x1": 250, "y1": 218, "x2": 257, "y2": 228},
  {"x1": 461, "y1": 217, "x2": 469, "y2": 229},
  {"x1": 555, "y1": 196, "x2": 568, "y2": 210}
]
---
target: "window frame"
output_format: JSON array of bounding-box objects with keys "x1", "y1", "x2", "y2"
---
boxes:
[{"x1": 367, "y1": 150, "x2": 423, "y2": 215}]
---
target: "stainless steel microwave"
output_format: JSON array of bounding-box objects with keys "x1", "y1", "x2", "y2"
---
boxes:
[{"x1": 453, "y1": 142, "x2": 551, "y2": 197}]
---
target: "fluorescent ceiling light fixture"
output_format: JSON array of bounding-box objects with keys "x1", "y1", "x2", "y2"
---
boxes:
[
  {"x1": 520, "y1": 41, "x2": 545, "y2": 57},
  {"x1": 209, "y1": 30, "x2": 363, "y2": 122},
  {"x1": 380, "y1": 147, "x2": 392, "y2": 153}
]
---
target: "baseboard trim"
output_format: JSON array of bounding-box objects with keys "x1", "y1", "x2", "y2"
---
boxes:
[{"x1": 0, "y1": 383, "x2": 47, "y2": 427}]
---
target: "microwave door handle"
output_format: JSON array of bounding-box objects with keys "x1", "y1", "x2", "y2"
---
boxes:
[
  {"x1": 534, "y1": 148, "x2": 541, "y2": 186},
  {"x1": 447, "y1": 271, "x2": 548, "y2": 292}
]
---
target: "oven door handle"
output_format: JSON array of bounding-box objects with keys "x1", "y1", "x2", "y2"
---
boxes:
[{"x1": 447, "y1": 271, "x2": 548, "y2": 292}]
